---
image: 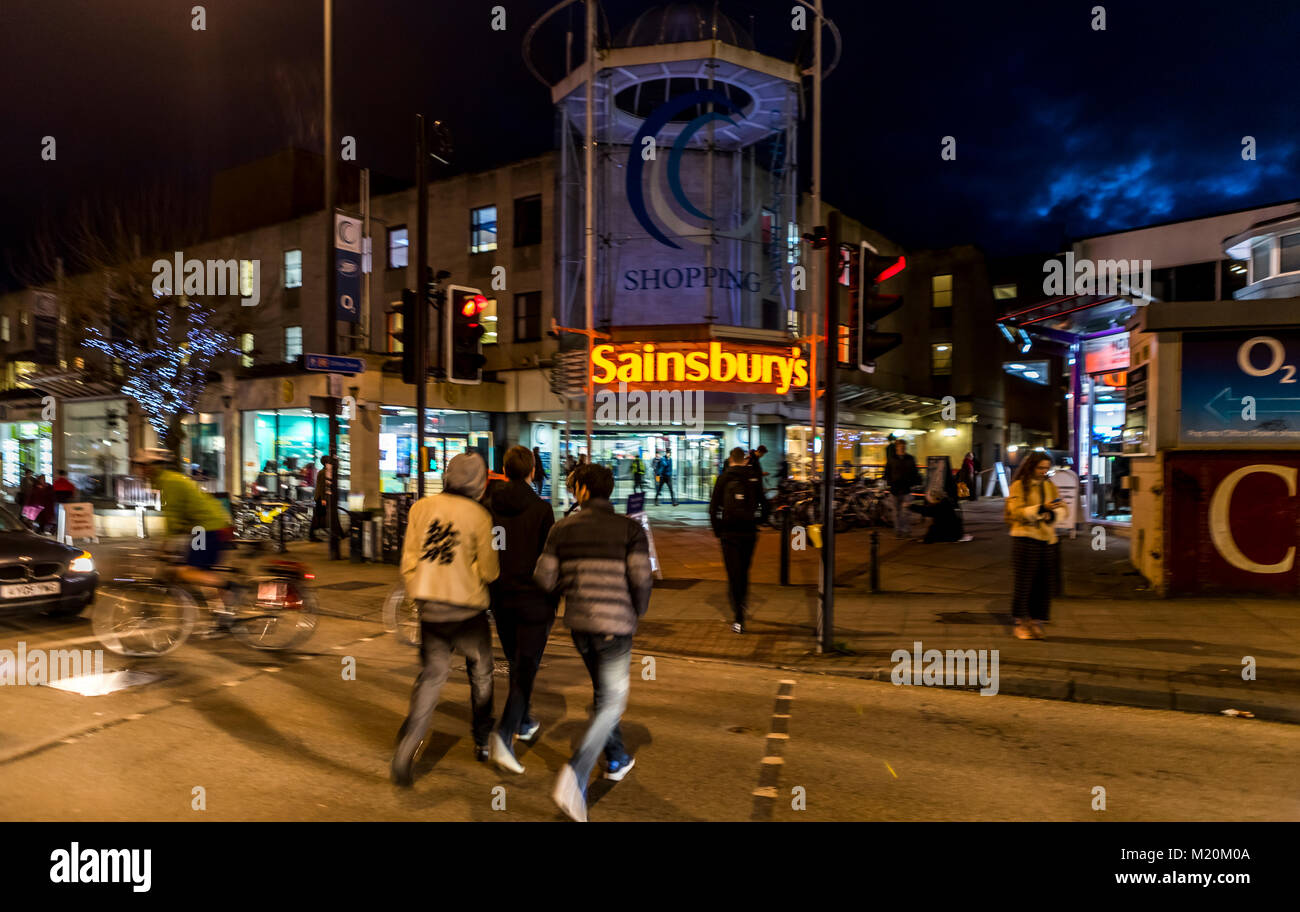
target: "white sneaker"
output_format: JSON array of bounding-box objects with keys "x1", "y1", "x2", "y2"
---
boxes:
[
  {"x1": 490, "y1": 732, "x2": 525, "y2": 775},
  {"x1": 552, "y1": 764, "x2": 588, "y2": 822}
]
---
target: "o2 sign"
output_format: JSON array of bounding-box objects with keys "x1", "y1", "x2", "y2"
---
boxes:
[
  {"x1": 1180, "y1": 330, "x2": 1300, "y2": 442},
  {"x1": 1237, "y1": 335, "x2": 1297, "y2": 384}
]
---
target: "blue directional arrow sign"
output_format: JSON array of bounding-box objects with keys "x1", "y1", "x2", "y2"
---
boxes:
[{"x1": 304, "y1": 354, "x2": 365, "y2": 375}]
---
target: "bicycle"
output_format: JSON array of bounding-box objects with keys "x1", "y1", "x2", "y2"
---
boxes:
[
  {"x1": 382, "y1": 581, "x2": 421, "y2": 647},
  {"x1": 93, "y1": 542, "x2": 320, "y2": 657}
]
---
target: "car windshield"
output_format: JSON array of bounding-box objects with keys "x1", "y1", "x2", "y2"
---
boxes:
[{"x1": 0, "y1": 506, "x2": 25, "y2": 532}]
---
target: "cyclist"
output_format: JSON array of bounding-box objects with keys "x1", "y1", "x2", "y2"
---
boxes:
[{"x1": 132, "y1": 448, "x2": 234, "y2": 589}]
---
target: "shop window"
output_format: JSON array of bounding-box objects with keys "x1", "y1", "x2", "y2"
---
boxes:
[
  {"x1": 284, "y1": 249, "x2": 302, "y2": 288},
  {"x1": 513, "y1": 196, "x2": 542, "y2": 247},
  {"x1": 471, "y1": 206, "x2": 498, "y2": 254},
  {"x1": 284, "y1": 326, "x2": 302, "y2": 361},
  {"x1": 514, "y1": 291, "x2": 541, "y2": 342},
  {"x1": 241, "y1": 333, "x2": 255, "y2": 368},
  {"x1": 388, "y1": 226, "x2": 408, "y2": 269},
  {"x1": 931, "y1": 343, "x2": 953, "y2": 375},
  {"x1": 931, "y1": 274, "x2": 953, "y2": 308}
]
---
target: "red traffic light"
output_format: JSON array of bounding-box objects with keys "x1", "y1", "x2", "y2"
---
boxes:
[
  {"x1": 873, "y1": 255, "x2": 906, "y2": 284},
  {"x1": 461, "y1": 294, "x2": 487, "y2": 317}
]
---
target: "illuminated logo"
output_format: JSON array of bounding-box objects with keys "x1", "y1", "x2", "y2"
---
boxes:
[
  {"x1": 591, "y1": 341, "x2": 809, "y2": 395},
  {"x1": 626, "y1": 89, "x2": 758, "y2": 249}
]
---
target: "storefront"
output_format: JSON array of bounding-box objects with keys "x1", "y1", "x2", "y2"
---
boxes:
[
  {"x1": 378, "y1": 406, "x2": 494, "y2": 494},
  {"x1": 1078, "y1": 333, "x2": 1133, "y2": 523},
  {"x1": 0, "y1": 420, "x2": 52, "y2": 494},
  {"x1": 567, "y1": 430, "x2": 724, "y2": 502},
  {"x1": 62, "y1": 398, "x2": 132, "y2": 500},
  {"x1": 241, "y1": 407, "x2": 350, "y2": 499}
]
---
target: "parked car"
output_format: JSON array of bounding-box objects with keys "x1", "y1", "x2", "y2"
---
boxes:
[{"x1": 0, "y1": 505, "x2": 98, "y2": 617}]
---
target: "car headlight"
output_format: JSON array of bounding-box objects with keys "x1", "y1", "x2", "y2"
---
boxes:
[{"x1": 69, "y1": 551, "x2": 95, "y2": 573}]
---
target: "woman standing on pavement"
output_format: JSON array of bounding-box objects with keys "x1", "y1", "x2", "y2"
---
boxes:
[{"x1": 1004, "y1": 453, "x2": 1067, "y2": 640}]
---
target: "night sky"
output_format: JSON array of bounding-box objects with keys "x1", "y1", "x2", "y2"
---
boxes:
[{"x1": 3, "y1": 0, "x2": 1298, "y2": 289}]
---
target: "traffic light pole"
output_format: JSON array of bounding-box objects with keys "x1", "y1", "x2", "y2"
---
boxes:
[
  {"x1": 323, "y1": 0, "x2": 340, "y2": 561},
  {"x1": 415, "y1": 114, "x2": 429, "y2": 499},
  {"x1": 819, "y1": 210, "x2": 840, "y2": 654}
]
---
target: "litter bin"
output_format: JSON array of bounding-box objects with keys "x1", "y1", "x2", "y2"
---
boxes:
[{"x1": 349, "y1": 509, "x2": 373, "y2": 562}]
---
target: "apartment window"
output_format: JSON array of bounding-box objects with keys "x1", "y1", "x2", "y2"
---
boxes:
[
  {"x1": 388, "y1": 226, "x2": 409, "y2": 269},
  {"x1": 284, "y1": 326, "x2": 302, "y2": 361},
  {"x1": 386, "y1": 310, "x2": 403, "y2": 353},
  {"x1": 931, "y1": 274, "x2": 953, "y2": 308},
  {"x1": 837, "y1": 324, "x2": 851, "y2": 364},
  {"x1": 1250, "y1": 239, "x2": 1271, "y2": 282},
  {"x1": 514, "y1": 291, "x2": 541, "y2": 342},
  {"x1": 73, "y1": 356, "x2": 85, "y2": 369},
  {"x1": 284, "y1": 249, "x2": 302, "y2": 288},
  {"x1": 931, "y1": 343, "x2": 953, "y2": 375},
  {"x1": 241, "y1": 333, "x2": 255, "y2": 368},
  {"x1": 0, "y1": 315, "x2": 8, "y2": 342},
  {"x1": 513, "y1": 195, "x2": 542, "y2": 247},
  {"x1": 239, "y1": 260, "x2": 256, "y2": 298},
  {"x1": 993, "y1": 283, "x2": 1017, "y2": 300},
  {"x1": 481, "y1": 297, "x2": 498, "y2": 345},
  {"x1": 471, "y1": 206, "x2": 498, "y2": 253},
  {"x1": 1281, "y1": 234, "x2": 1300, "y2": 274}
]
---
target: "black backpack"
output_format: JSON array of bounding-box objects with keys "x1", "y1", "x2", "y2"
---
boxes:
[{"x1": 720, "y1": 470, "x2": 756, "y2": 523}]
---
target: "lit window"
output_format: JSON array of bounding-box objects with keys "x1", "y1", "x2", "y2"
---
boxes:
[
  {"x1": 73, "y1": 356, "x2": 85, "y2": 369},
  {"x1": 837, "y1": 246, "x2": 854, "y2": 287},
  {"x1": 787, "y1": 222, "x2": 800, "y2": 265},
  {"x1": 1, "y1": 315, "x2": 8, "y2": 341},
  {"x1": 241, "y1": 333, "x2": 255, "y2": 368},
  {"x1": 481, "y1": 297, "x2": 498, "y2": 345},
  {"x1": 993, "y1": 283, "x2": 1017, "y2": 300},
  {"x1": 388, "y1": 227, "x2": 409, "y2": 269},
  {"x1": 386, "y1": 310, "x2": 403, "y2": 354},
  {"x1": 837, "y1": 324, "x2": 851, "y2": 363},
  {"x1": 284, "y1": 326, "x2": 302, "y2": 362},
  {"x1": 284, "y1": 249, "x2": 303, "y2": 288},
  {"x1": 471, "y1": 206, "x2": 498, "y2": 254},
  {"x1": 931, "y1": 274, "x2": 953, "y2": 308},
  {"x1": 240, "y1": 260, "x2": 256, "y2": 298},
  {"x1": 931, "y1": 343, "x2": 953, "y2": 375}
]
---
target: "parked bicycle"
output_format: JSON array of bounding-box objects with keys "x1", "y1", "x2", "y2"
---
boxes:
[
  {"x1": 92, "y1": 542, "x2": 320, "y2": 656},
  {"x1": 230, "y1": 496, "x2": 350, "y2": 543}
]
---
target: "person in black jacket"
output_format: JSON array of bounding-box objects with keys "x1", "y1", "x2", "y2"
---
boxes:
[
  {"x1": 884, "y1": 438, "x2": 920, "y2": 539},
  {"x1": 486, "y1": 446, "x2": 557, "y2": 774},
  {"x1": 534, "y1": 462, "x2": 653, "y2": 821},
  {"x1": 710, "y1": 447, "x2": 760, "y2": 633}
]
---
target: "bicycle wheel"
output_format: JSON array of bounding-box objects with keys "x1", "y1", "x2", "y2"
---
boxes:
[
  {"x1": 93, "y1": 581, "x2": 198, "y2": 657},
  {"x1": 382, "y1": 583, "x2": 420, "y2": 647},
  {"x1": 228, "y1": 576, "x2": 319, "y2": 651}
]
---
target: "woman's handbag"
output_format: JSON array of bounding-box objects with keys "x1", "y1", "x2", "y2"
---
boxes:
[{"x1": 21, "y1": 505, "x2": 40, "y2": 522}]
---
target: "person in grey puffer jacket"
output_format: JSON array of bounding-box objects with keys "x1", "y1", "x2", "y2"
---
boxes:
[
  {"x1": 534, "y1": 462, "x2": 652, "y2": 821},
  {"x1": 391, "y1": 452, "x2": 500, "y2": 787}
]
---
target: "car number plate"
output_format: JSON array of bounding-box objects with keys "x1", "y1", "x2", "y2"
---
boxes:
[
  {"x1": 1, "y1": 581, "x2": 61, "y2": 599},
  {"x1": 257, "y1": 582, "x2": 286, "y2": 602}
]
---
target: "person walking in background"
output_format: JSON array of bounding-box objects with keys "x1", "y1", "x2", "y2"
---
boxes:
[
  {"x1": 52, "y1": 469, "x2": 77, "y2": 503},
  {"x1": 958, "y1": 452, "x2": 978, "y2": 502},
  {"x1": 710, "y1": 447, "x2": 760, "y2": 633},
  {"x1": 531, "y1": 446, "x2": 547, "y2": 497},
  {"x1": 534, "y1": 463, "x2": 653, "y2": 822},
  {"x1": 653, "y1": 451, "x2": 677, "y2": 506},
  {"x1": 747, "y1": 445, "x2": 770, "y2": 525},
  {"x1": 631, "y1": 450, "x2": 647, "y2": 493},
  {"x1": 487, "y1": 446, "x2": 558, "y2": 775},
  {"x1": 1004, "y1": 453, "x2": 1067, "y2": 641},
  {"x1": 309, "y1": 456, "x2": 337, "y2": 542},
  {"x1": 391, "y1": 453, "x2": 500, "y2": 787},
  {"x1": 884, "y1": 438, "x2": 920, "y2": 539}
]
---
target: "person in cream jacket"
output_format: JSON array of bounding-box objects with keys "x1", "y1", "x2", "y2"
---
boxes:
[{"x1": 1004, "y1": 452, "x2": 1068, "y2": 640}]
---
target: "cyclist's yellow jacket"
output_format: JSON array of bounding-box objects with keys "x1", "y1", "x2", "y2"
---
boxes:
[{"x1": 156, "y1": 469, "x2": 232, "y2": 535}]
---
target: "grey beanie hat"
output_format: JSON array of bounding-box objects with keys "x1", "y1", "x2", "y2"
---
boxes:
[{"x1": 443, "y1": 452, "x2": 487, "y2": 499}]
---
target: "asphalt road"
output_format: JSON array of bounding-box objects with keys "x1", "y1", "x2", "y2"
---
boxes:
[{"x1": 1, "y1": 579, "x2": 1297, "y2": 821}]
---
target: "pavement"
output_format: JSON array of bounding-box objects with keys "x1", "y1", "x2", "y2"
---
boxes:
[{"x1": 72, "y1": 497, "x2": 1300, "y2": 724}]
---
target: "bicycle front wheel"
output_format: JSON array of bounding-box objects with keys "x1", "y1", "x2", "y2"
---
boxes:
[
  {"x1": 382, "y1": 583, "x2": 420, "y2": 647},
  {"x1": 93, "y1": 581, "x2": 198, "y2": 657},
  {"x1": 230, "y1": 577, "x2": 319, "y2": 651}
]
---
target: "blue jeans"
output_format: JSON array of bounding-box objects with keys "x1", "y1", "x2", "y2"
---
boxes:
[
  {"x1": 568, "y1": 631, "x2": 633, "y2": 786},
  {"x1": 893, "y1": 493, "x2": 911, "y2": 536}
]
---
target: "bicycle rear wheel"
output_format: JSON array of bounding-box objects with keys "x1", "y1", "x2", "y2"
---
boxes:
[
  {"x1": 382, "y1": 583, "x2": 420, "y2": 647},
  {"x1": 229, "y1": 577, "x2": 319, "y2": 650},
  {"x1": 93, "y1": 581, "x2": 197, "y2": 657}
]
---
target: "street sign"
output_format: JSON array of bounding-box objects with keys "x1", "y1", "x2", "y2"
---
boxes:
[
  {"x1": 304, "y1": 354, "x2": 364, "y2": 374},
  {"x1": 1181, "y1": 330, "x2": 1300, "y2": 443}
]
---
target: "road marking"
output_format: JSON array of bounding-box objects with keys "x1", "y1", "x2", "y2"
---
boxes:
[{"x1": 752, "y1": 679, "x2": 796, "y2": 821}]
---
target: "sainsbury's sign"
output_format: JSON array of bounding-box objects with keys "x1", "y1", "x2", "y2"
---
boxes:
[{"x1": 591, "y1": 341, "x2": 809, "y2": 395}]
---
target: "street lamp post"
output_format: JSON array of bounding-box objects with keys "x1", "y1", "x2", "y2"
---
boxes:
[{"x1": 323, "y1": 0, "x2": 340, "y2": 560}]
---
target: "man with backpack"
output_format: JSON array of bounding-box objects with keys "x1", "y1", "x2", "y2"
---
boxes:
[{"x1": 710, "y1": 447, "x2": 760, "y2": 634}]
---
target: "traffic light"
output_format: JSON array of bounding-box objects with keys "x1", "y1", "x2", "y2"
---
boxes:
[
  {"x1": 858, "y1": 245, "x2": 906, "y2": 372},
  {"x1": 446, "y1": 284, "x2": 487, "y2": 385},
  {"x1": 393, "y1": 289, "x2": 419, "y2": 384}
]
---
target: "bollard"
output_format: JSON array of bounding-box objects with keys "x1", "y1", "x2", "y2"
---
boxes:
[{"x1": 779, "y1": 507, "x2": 791, "y2": 586}]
